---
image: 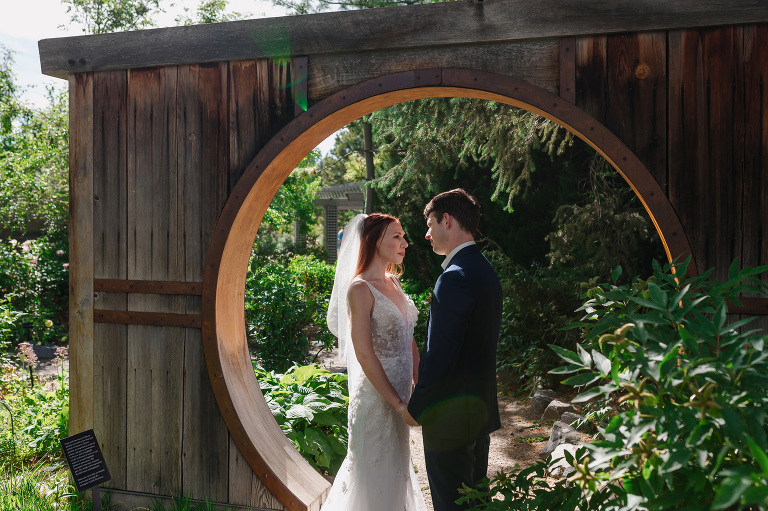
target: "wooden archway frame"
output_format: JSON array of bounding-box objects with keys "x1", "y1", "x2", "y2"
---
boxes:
[{"x1": 201, "y1": 68, "x2": 693, "y2": 511}]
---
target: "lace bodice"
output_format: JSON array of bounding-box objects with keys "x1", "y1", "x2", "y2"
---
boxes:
[{"x1": 361, "y1": 276, "x2": 418, "y2": 359}]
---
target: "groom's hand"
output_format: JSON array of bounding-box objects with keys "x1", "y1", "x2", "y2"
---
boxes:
[{"x1": 401, "y1": 408, "x2": 419, "y2": 427}]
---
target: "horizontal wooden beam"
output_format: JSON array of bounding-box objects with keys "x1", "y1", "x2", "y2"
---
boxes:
[
  {"x1": 94, "y1": 278, "x2": 203, "y2": 295},
  {"x1": 729, "y1": 298, "x2": 768, "y2": 316},
  {"x1": 307, "y1": 39, "x2": 559, "y2": 102},
  {"x1": 94, "y1": 310, "x2": 202, "y2": 328},
  {"x1": 39, "y1": 0, "x2": 768, "y2": 79}
]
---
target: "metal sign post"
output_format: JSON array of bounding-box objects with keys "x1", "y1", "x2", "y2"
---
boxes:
[{"x1": 60, "y1": 429, "x2": 112, "y2": 510}]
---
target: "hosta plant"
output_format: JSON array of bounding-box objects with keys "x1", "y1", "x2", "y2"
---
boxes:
[{"x1": 254, "y1": 363, "x2": 349, "y2": 476}]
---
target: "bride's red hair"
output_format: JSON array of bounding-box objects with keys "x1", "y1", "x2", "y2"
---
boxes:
[{"x1": 355, "y1": 213, "x2": 403, "y2": 279}]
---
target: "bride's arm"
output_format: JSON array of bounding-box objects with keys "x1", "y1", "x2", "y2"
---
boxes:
[{"x1": 348, "y1": 281, "x2": 408, "y2": 413}]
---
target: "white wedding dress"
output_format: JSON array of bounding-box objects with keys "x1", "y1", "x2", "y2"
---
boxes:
[{"x1": 321, "y1": 276, "x2": 428, "y2": 511}]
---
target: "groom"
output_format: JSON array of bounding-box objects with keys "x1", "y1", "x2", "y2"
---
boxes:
[{"x1": 402, "y1": 189, "x2": 503, "y2": 510}]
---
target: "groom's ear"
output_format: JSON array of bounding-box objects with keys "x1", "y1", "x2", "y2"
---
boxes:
[{"x1": 442, "y1": 213, "x2": 452, "y2": 228}]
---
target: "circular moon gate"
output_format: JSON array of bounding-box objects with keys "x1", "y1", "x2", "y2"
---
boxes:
[{"x1": 201, "y1": 68, "x2": 693, "y2": 511}]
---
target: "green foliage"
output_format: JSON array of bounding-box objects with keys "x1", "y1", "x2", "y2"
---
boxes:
[
  {"x1": 245, "y1": 254, "x2": 335, "y2": 372},
  {"x1": 374, "y1": 98, "x2": 576, "y2": 213},
  {"x1": 264, "y1": 151, "x2": 324, "y2": 235},
  {"x1": 462, "y1": 258, "x2": 768, "y2": 510},
  {"x1": 546, "y1": 158, "x2": 664, "y2": 280},
  {"x1": 174, "y1": 0, "x2": 250, "y2": 25},
  {"x1": 147, "y1": 495, "x2": 230, "y2": 511},
  {"x1": 486, "y1": 247, "x2": 583, "y2": 389},
  {"x1": 0, "y1": 361, "x2": 69, "y2": 465},
  {"x1": 547, "y1": 258, "x2": 768, "y2": 510},
  {"x1": 62, "y1": 0, "x2": 163, "y2": 34},
  {"x1": 400, "y1": 279, "x2": 431, "y2": 352},
  {"x1": 254, "y1": 363, "x2": 349, "y2": 476},
  {"x1": 0, "y1": 459, "x2": 94, "y2": 511},
  {"x1": 0, "y1": 233, "x2": 69, "y2": 353},
  {"x1": 457, "y1": 453, "x2": 616, "y2": 511},
  {"x1": 0, "y1": 48, "x2": 69, "y2": 235}
]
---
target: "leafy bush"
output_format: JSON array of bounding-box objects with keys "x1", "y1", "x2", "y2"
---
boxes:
[
  {"x1": 255, "y1": 363, "x2": 349, "y2": 476},
  {"x1": 245, "y1": 254, "x2": 335, "y2": 372},
  {"x1": 287, "y1": 255, "x2": 336, "y2": 359},
  {"x1": 462, "y1": 257, "x2": 768, "y2": 510},
  {"x1": 0, "y1": 357, "x2": 69, "y2": 465},
  {"x1": 0, "y1": 233, "x2": 69, "y2": 353},
  {"x1": 0, "y1": 460, "x2": 86, "y2": 511},
  {"x1": 401, "y1": 279, "x2": 431, "y2": 352},
  {"x1": 483, "y1": 245, "x2": 584, "y2": 389}
]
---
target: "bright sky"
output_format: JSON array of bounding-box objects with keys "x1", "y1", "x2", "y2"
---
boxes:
[{"x1": 0, "y1": 0, "x2": 339, "y2": 154}]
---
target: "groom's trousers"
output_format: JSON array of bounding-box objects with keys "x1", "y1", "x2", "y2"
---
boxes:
[{"x1": 423, "y1": 433, "x2": 491, "y2": 511}]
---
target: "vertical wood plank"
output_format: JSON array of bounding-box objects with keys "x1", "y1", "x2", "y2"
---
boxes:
[
  {"x1": 668, "y1": 29, "x2": 710, "y2": 272},
  {"x1": 702, "y1": 26, "x2": 744, "y2": 281},
  {"x1": 69, "y1": 72, "x2": 94, "y2": 436},
  {"x1": 178, "y1": 63, "x2": 230, "y2": 502},
  {"x1": 270, "y1": 58, "x2": 294, "y2": 130},
  {"x1": 228, "y1": 437, "x2": 285, "y2": 511},
  {"x1": 559, "y1": 37, "x2": 576, "y2": 104},
  {"x1": 575, "y1": 35, "x2": 607, "y2": 124},
  {"x1": 92, "y1": 69, "x2": 128, "y2": 489},
  {"x1": 229, "y1": 60, "x2": 271, "y2": 193},
  {"x1": 292, "y1": 56, "x2": 309, "y2": 115},
  {"x1": 741, "y1": 24, "x2": 768, "y2": 283},
  {"x1": 126, "y1": 66, "x2": 185, "y2": 496},
  {"x1": 605, "y1": 32, "x2": 667, "y2": 190}
]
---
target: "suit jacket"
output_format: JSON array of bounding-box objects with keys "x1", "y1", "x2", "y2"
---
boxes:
[{"x1": 408, "y1": 244, "x2": 503, "y2": 441}]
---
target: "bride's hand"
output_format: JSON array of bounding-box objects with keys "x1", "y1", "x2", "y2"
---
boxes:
[{"x1": 398, "y1": 404, "x2": 419, "y2": 427}]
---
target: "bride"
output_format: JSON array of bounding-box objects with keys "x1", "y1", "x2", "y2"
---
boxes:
[{"x1": 323, "y1": 213, "x2": 427, "y2": 511}]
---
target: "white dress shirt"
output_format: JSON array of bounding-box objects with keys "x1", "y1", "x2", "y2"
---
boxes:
[{"x1": 441, "y1": 241, "x2": 476, "y2": 270}]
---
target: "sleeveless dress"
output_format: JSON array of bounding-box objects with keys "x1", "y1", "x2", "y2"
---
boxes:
[{"x1": 320, "y1": 277, "x2": 427, "y2": 511}]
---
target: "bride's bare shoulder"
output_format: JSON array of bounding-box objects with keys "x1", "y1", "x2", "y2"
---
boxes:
[
  {"x1": 348, "y1": 279, "x2": 372, "y2": 298},
  {"x1": 348, "y1": 279, "x2": 374, "y2": 315}
]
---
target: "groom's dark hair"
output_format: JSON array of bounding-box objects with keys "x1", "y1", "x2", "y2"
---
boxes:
[{"x1": 424, "y1": 188, "x2": 481, "y2": 235}]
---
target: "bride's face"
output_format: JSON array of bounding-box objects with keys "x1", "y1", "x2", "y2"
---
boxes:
[{"x1": 377, "y1": 220, "x2": 408, "y2": 264}]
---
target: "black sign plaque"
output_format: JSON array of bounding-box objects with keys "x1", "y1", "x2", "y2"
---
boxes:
[{"x1": 60, "y1": 429, "x2": 112, "y2": 492}]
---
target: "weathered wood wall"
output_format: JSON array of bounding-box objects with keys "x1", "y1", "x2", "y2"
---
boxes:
[
  {"x1": 74, "y1": 58, "x2": 302, "y2": 510},
  {"x1": 568, "y1": 24, "x2": 768, "y2": 329}
]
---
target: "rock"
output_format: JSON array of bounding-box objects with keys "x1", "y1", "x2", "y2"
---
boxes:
[
  {"x1": 534, "y1": 388, "x2": 556, "y2": 399},
  {"x1": 560, "y1": 411, "x2": 591, "y2": 432},
  {"x1": 547, "y1": 444, "x2": 580, "y2": 478},
  {"x1": 528, "y1": 395, "x2": 554, "y2": 418},
  {"x1": 541, "y1": 399, "x2": 575, "y2": 421},
  {"x1": 31, "y1": 344, "x2": 57, "y2": 360},
  {"x1": 538, "y1": 420, "x2": 582, "y2": 459}
]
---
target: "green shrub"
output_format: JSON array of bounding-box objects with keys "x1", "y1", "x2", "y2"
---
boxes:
[
  {"x1": 255, "y1": 363, "x2": 349, "y2": 476},
  {"x1": 484, "y1": 245, "x2": 584, "y2": 390},
  {"x1": 0, "y1": 460, "x2": 85, "y2": 511},
  {"x1": 401, "y1": 279, "x2": 431, "y2": 352},
  {"x1": 462, "y1": 257, "x2": 768, "y2": 510},
  {"x1": 288, "y1": 255, "x2": 336, "y2": 359},
  {"x1": 0, "y1": 356, "x2": 69, "y2": 465},
  {"x1": 245, "y1": 254, "x2": 335, "y2": 372},
  {"x1": 0, "y1": 233, "x2": 68, "y2": 353}
]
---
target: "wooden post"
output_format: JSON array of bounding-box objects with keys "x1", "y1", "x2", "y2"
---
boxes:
[
  {"x1": 69, "y1": 72, "x2": 95, "y2": 435},
  {"x1": 363, "y1": 121, "x2": 374, "y2": 214}
]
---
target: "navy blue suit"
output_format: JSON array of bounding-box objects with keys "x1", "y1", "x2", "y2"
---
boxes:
[{"x1": 408, "y1": 244, "x2": 502, "y2": 510}]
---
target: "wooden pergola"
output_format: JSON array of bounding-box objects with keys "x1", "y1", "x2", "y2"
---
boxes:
[
  {"x1": 313, "y1": 180, "x2": 365, "y2": 261},
  {"x1": 39, "y1": 1, "x2": 768, "y2": 509}
]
